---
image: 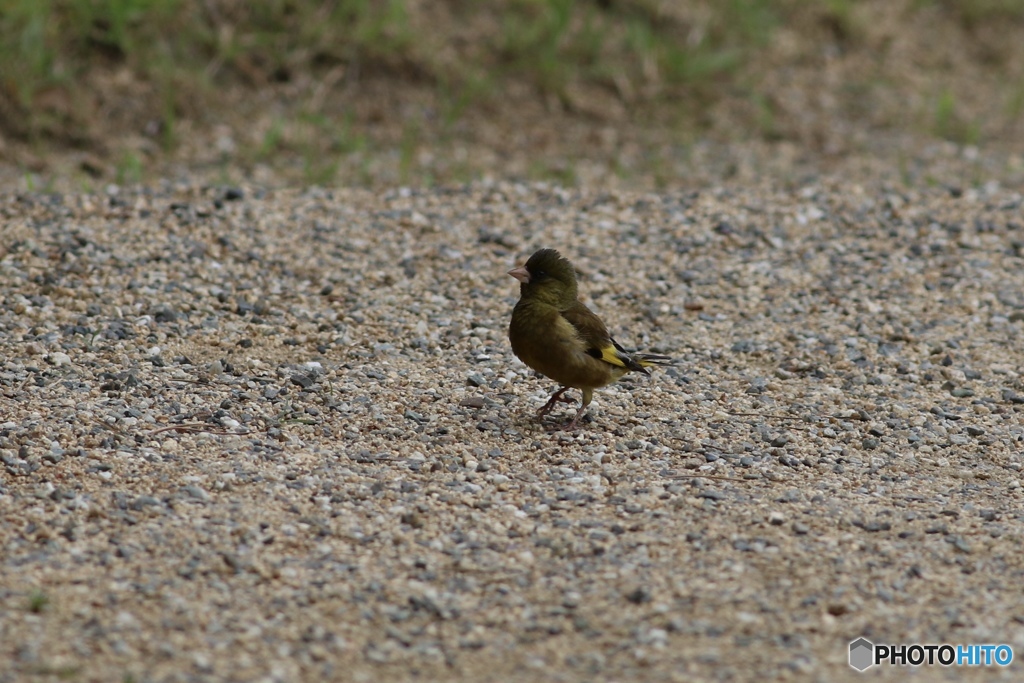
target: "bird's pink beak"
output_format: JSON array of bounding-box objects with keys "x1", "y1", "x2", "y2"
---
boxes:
[{"x1": 508, "y1": 266, "x2": 530, "y2": 284}]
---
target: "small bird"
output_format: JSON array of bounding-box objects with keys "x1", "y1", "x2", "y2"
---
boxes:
[{"x1": 508, "y1": 248, "x2": 672, "y2": 430}]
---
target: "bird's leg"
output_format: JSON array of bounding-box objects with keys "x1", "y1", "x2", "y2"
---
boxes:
[
  {"x1": 558, "y1": 388, "x2": 593, "y2": 431},
  {"x1": 537, "y1": 386, "x2": 574, "y2": 416},
  {"x1": 559, "y1": 404, "x2": 588, "y2": 431}
]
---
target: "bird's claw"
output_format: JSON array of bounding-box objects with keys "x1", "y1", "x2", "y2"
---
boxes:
[
  {"x1": 543, "y1": 406, "x2": 587, "y2": 431},
  {"x1": 537, "y1": 387, "x2": 575, "y2": 416}
]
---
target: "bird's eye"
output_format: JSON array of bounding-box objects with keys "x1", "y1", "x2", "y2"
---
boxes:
[{"x1": 533, "y1": 269, "x2": 547, "y2": 280}]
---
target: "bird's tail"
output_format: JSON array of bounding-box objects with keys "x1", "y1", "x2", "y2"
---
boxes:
[
  {"x1": 604, "y1": 341, "x2": 674, "y2": 375},
  {"x1": 635, "y1": 353, "x2": 674, "y2": 368},
  {"x1": 625, "y1": 352, "x2": 674, "y2": 376}
]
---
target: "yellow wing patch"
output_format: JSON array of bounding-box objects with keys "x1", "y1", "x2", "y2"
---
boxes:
[
  {"x1": 598, "y1": 345, "x2": 628, "y2": 368},
  {"x1": 592, "y1": 343, "x2": 648, "y2": 373}
]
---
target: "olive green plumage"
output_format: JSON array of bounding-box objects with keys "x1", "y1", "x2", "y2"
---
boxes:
[{"x1": 507, "y1": 248, "x2": 672, "y2": 430}]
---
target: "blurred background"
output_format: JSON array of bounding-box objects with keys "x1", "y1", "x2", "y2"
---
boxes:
[{"x1": 1, "y1": 0, "x2": 1023, "y2": 190}]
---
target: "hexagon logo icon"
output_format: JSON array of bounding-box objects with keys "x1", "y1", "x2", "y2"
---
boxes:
[{"x1": 849, "y1": 638, "x2": 874, "y2": 671}]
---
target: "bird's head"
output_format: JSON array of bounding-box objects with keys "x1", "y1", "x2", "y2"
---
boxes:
[{"x1": 508, "y1": 248, "x2": 578, "y2": 305}]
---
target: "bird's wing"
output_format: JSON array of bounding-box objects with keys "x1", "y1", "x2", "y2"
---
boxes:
[{"x1": 560, "y1": 300, "x2": 649, "y2": 374}]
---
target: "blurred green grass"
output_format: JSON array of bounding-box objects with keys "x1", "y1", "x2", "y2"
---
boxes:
[
  {"x1": 0, "y1": 0, "x2": 775, "y2": 139},
  {"x1": 2, "y1": 0, "x2": 1024, "y2": 186}
]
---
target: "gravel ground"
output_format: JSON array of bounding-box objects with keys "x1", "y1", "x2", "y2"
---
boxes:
[{"x1": 2, "y1": 179, "x2": 1024, "y2": 682}]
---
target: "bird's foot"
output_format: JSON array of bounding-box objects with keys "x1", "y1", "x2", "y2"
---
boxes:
[
  {"x1": 553, "y1": 405, "x2": 588, "y2": 431},
  {"x1": 537, "y1": 387, "x2": 575, "y2": 416}
]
